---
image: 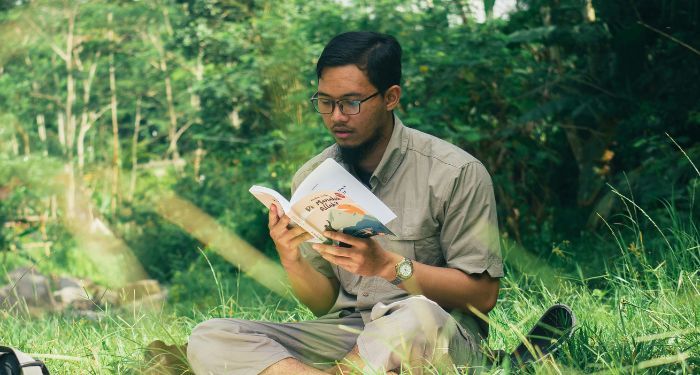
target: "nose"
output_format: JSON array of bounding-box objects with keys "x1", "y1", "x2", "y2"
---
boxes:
[{"x1": 330, "y1": 102, "x2": 348, "y2": 122}]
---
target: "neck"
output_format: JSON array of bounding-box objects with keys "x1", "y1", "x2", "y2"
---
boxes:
[{"x1": 355, "y1": 114, "x2": 394, "y2": 174}]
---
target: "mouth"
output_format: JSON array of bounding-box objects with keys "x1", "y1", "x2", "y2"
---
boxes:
[{"x1": 332, "y1": 127, "x2": 354, "y2": 139}]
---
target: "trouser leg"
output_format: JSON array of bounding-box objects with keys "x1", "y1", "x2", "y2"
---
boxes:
[
  {"x1": 187, "y1": 312, "x2": 363, "y2": 375},
  {"x1": 356, "y1": 296, "x2": 483, "y2": 373}
]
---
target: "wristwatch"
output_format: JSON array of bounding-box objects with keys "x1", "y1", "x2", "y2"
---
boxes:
[{"x1": 390, "y1": 257, "x2": 414, "y2": 285}]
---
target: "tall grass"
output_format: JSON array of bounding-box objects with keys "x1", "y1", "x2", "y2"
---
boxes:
[{"x1": 1, "y1": 162, "x2": 698, "y2": 374}]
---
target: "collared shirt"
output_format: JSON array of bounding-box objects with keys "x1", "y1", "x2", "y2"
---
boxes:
[{"x1": 291, "y1": 115, "x2": 504, "y2": 326}]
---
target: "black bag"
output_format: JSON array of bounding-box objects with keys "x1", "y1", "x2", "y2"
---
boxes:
[{"x1": 0, "y1": 346, "x2": 49, "y2": 375}]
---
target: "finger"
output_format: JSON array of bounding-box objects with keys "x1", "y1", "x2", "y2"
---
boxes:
[
  {"x1": 319, "y1": 250, "x2": 353, "y2": 268},
  {"x1": 323, "y1": 231, "x2": 364, "y2": 248},
  {"x1": 278, "y1": 230, "x2": 306, "y2": 246},
  {"x1": 268, "y1": 205, "x2": 279, "y2": 229},
  {"x1": 313, "y1": 243, "x2": 353, "y2": 259},
  {"x1": 289, "y1": 232, "x2": 314, "y2": 249},
  {"x1": 289, "y1": 225, "x2": 309, "y2": 238},
  {"x1": 270, "y1": 215, "x2": 292, "y2": 238},
  {"x1": 322, "y1": 246, "x2": 354, "y2": 259},
  {"x1": 279, "y1": 225, "x2": 310, "y2": 244}
]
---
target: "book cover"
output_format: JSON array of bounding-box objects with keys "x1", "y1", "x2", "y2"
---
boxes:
[{"x1": 249, "y1": 159, "x2": 396, "y2": 243}]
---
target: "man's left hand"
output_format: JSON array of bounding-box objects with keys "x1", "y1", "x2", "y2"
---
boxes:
[{"x1": 312, "y1": 231, "x2": 402, "y2": 280}]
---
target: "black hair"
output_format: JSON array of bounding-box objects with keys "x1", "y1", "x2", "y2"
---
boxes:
[{"x1": 316, "y1": 31, "x2": 402, "y2": 94}]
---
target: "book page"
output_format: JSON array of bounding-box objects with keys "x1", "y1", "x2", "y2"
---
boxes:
[
  {"x1": 248, "y1": 185, "x2": 292, "y2": 218},
  {"x1": 291, "y1": 158, "x2": 396, "y2": 224},
  {"x1": 249, "y1": 185, "x2": 323, "y2": 243}
]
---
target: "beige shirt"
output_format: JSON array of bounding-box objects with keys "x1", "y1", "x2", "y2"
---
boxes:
[{"x1": 291, "y1": 115, "x2": 503, "y2": 326}]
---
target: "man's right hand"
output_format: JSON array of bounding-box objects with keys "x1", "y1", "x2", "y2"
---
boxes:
[
  {"x1": 268, "y1": 205, "x2": 313, "y2": 266},
  {"x1": 268, "y1": 205, "x2": 339, "y2": 316}
]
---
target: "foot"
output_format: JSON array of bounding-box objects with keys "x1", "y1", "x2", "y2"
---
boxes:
[{"x1": 508, "y1": 304, "x2": 576, "y2": 366}]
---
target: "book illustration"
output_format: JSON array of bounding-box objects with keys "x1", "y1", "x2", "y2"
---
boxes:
[
  {"x1": 326, "y1": 207, "x2": 394, "y2": 238},
  {"x1": 289, "y1": 191, "x2": 367, "y2": 242}
]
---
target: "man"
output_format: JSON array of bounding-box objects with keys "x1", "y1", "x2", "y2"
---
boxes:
[{"x1": 187, "y1": 31, "x2": 503, "y2": 374}]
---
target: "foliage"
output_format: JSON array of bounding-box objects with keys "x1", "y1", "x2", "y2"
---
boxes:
[{"x1": 0, "y1": 1, "x2": 698, "y2": 371}]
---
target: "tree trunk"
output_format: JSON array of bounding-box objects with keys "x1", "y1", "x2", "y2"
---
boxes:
[
  {"x1": 129, "y1": 97, "x2": 142, "y2": 201},
  {"x1": 53, "y1": 7, "x2": 78, "y2": 219},
  {"x1": 158, "y1": 5, "x2": 182, "y2": 169},
  {"x1": 13, "y1": 121, "x2": 31, "y2": 156},
  {"x1": 108, "y1": 12, "x2": 121, "y2": 213},
  {"x1": 36, "y1": 114, "x2": 47, "y2": 156},
  {"x1": 64, "y1": 10, "x2": 76, "y2": 160},
  {"x1": 57, "y1": 112, "x2": 66, "y2": 153},
  {"x1": 162, "y1": 58, "x2": 181, "y2": 164},
  {"x1": 454, "y1": 0, "x2": 472, "y2": 25},
  {"x1": 193, "y1": 141, "x2": 205, "y2": 182},
  {"x1": 77, "y1": 52, "x2": 100, "y2": 173}
]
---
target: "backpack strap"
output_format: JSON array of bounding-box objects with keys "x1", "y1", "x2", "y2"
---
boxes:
[{"x1": 0, "y1": 347, "x2": 49, "y2": 375}]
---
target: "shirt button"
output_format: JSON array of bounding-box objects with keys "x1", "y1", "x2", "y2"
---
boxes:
[{"x1": 361, "y1": 291, "x2": 369, "y2": 297}]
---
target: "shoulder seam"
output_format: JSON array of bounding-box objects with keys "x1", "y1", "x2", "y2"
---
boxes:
[{"x1": 405, "y1": 145, "x2": 481, "y2": 170}]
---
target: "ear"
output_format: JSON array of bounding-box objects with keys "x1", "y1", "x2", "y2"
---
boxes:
[{"x1": 384, "y1": 85, "x2": 401, "y2": 111}]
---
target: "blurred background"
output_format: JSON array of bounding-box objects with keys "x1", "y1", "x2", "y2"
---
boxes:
[{"x1": 0, "y1": 0, "x2": 698, "y2": 311}]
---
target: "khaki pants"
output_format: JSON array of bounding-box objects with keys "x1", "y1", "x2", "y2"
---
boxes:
[{"x1": 187, "y1": 296, "x2": 483, "y2": 374}]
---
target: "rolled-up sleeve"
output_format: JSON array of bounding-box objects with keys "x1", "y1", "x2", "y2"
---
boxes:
[{"x1": 439, "y1": 162, "x2": 504, "y2": 278}]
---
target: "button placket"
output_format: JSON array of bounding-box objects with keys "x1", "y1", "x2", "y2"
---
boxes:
[{"x1": 356, "y1": 277, "x2": 376, "y2": 309}]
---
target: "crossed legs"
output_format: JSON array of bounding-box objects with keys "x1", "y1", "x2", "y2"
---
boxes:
[{"x1": 187, "y1": 297, "x2": 481, "y2": 374}]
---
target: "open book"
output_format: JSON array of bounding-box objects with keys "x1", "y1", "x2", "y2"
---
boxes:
[{"x1": 249, "y1": 158, "x2": 396, "y2": 243}]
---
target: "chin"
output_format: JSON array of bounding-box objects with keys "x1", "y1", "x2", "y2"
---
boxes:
[{"x1": 336, "y1": 140, "x2": 363, "y2": 149}]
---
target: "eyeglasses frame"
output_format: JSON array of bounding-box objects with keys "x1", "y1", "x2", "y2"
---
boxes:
[{"x1": 310, "y1": 91, "x2": 381, "y2": 115}]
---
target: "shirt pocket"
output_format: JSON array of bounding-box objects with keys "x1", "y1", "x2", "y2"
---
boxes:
[
  {"x1": 399, "y1": 207, "x2": 444, "y2": 267},
  {"x1": 375, "y1": 234, "x2": 415, "y2": 260}
]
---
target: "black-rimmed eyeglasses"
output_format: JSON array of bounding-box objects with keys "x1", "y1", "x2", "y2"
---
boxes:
[{"x1": 310, "y1": 92, "x2": 380, "y2": 115}]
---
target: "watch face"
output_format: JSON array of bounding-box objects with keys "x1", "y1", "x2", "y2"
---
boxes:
[{"x1": 398, "y1": 262, "x2": 412, "y2": 277}]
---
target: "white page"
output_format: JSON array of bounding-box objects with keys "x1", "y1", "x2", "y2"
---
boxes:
[
  {"x1": 291, "y1": 158, "x2": 396, "y2": 224},
  {"x1": 249, "y1": 185, "x2": 292, "y2": 216}
]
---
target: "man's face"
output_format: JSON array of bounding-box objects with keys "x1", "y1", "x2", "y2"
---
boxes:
[{"x1": 317, "y1": 65, "x2": 391, "y2": 151}]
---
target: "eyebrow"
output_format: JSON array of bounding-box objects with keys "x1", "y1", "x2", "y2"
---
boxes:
[{"x1": 316, "y1": 91, "x2": 364, "y2": 99}]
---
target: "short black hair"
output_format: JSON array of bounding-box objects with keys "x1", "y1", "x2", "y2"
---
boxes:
[{"x1": 316, "y1": 31, "x2": 402, "y2": 94}]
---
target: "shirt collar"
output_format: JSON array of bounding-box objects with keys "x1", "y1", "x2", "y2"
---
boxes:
[{"x1": 371, "y1": 114, "x2": 409, "y2": 186}]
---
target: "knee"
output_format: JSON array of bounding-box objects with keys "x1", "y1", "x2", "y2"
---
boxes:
[
  {"x1": 365, "y1": 298, "x2": 451, "y2": 347},
  {"x1": 395, "y1": 298, "x2": 446, "y2": 334},
  {"x1": 187, "y1": 319, "x2": 224, "y2": 360},
  {"x1": 359, "y1": 299, "x2": 453, "y2": 371},
  {"x1": 187, "y1": 319, "x2": 251, "y2": 362},
  {"x1": 188, "y1": 318, "x2": 279, "y2": 374}
]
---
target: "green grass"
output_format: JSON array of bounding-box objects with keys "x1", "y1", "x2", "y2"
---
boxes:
[
  {"x1": 1, "y1": 183, "x2": 698, "y2": 374},
  {"x1": 1, "y1": 242, "x2": 697, "y2": 374},
  {"x1": 1, "y1": 263, "x2": 696, "y2": 374}
]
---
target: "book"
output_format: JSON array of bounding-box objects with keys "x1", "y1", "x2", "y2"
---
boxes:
[{"x1": 249, "y1": 158, "x2": 396, "y2": 243}]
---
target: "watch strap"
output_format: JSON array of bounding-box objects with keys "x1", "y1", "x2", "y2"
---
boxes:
[{"x1": 390, "y1": 257, "x2": 412, "y2": 285}]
